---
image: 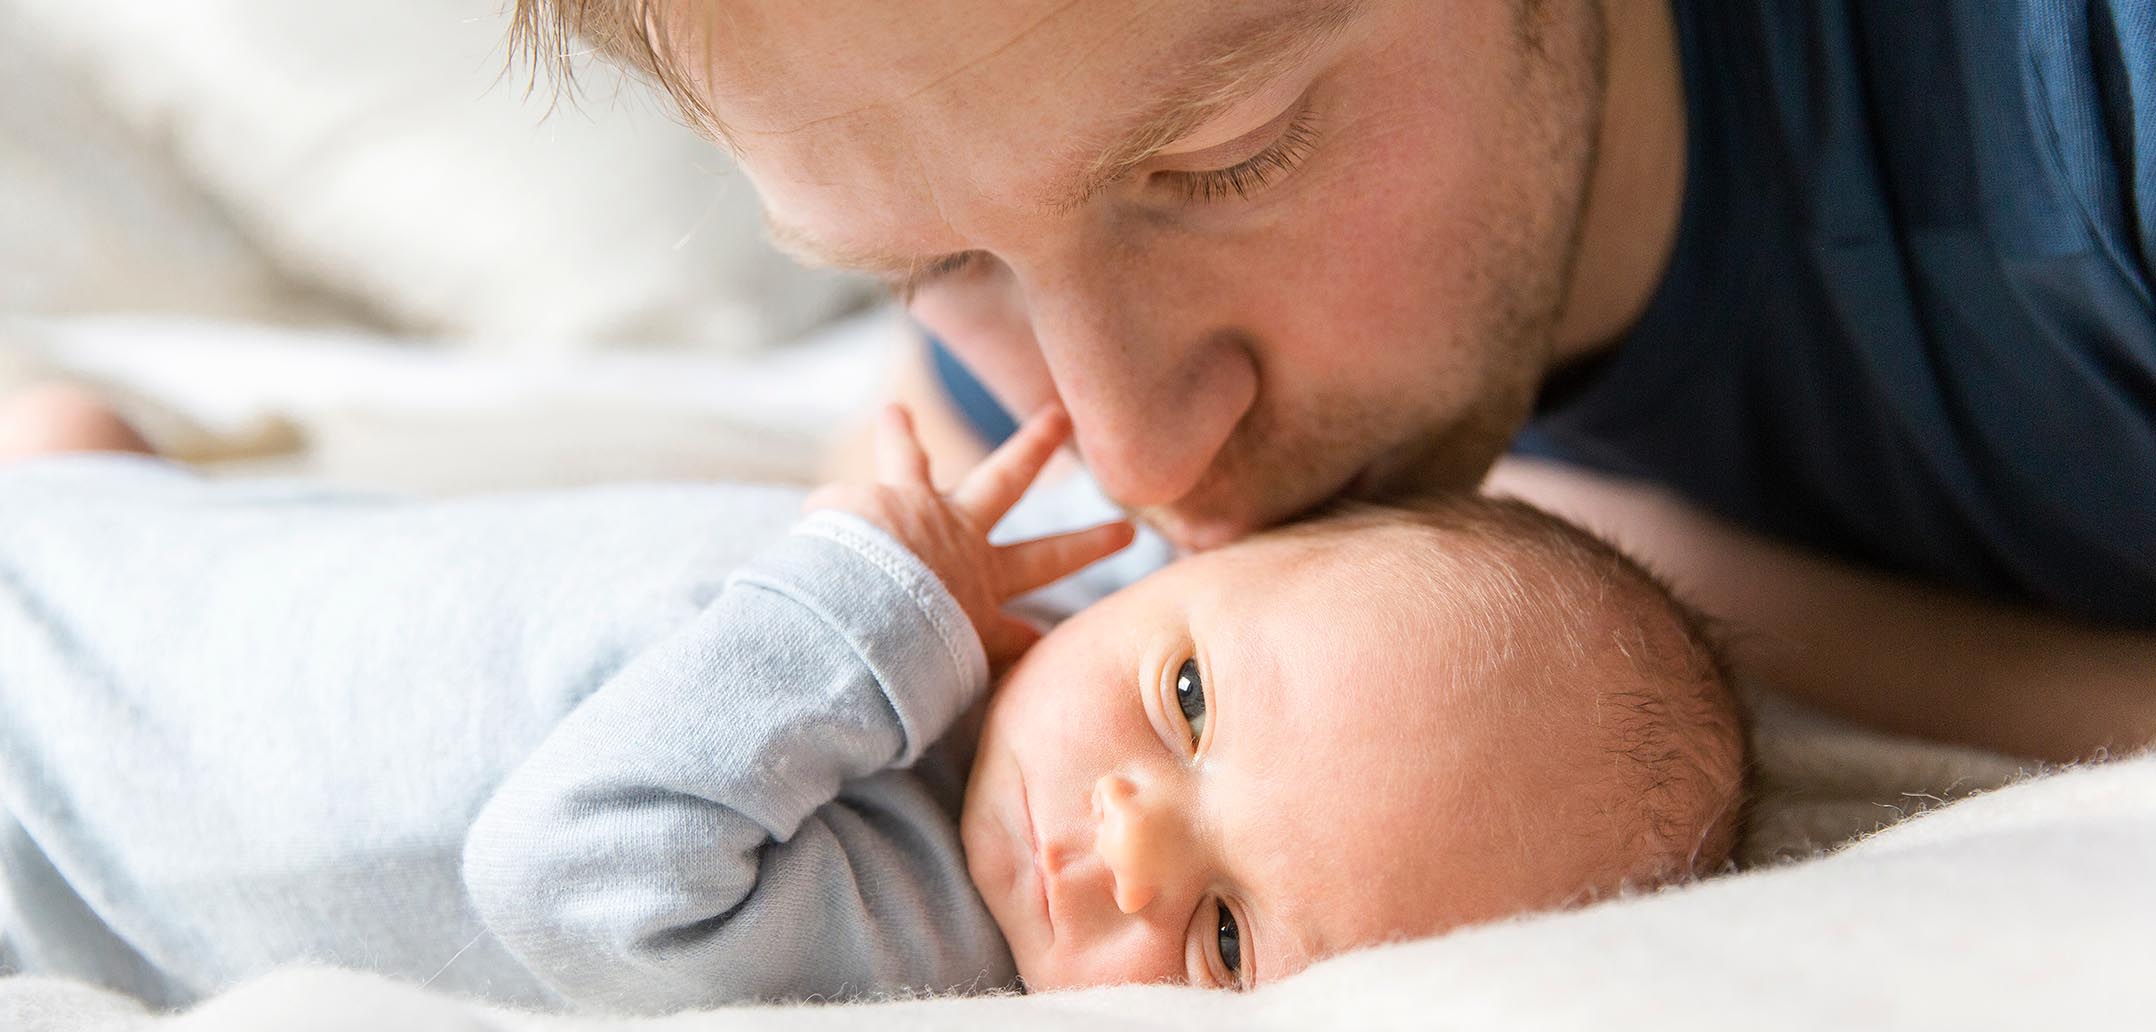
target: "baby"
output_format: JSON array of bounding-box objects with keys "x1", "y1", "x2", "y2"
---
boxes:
[{"x1": 0, "y1": 386, "x2": 1744, "y2": 1012}]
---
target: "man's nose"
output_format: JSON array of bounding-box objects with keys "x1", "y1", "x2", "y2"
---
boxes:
[
  {"x1": 1023, "y1": 270, "x2": 1258, "y2": 509},
  {"x1": 1091, "y1": 773, "x2": 1191, "y2": 915}
]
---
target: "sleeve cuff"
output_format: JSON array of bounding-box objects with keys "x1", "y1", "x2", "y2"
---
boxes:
[{"x1": 727, "y1": 510, "x2": 989, "y2": 764}]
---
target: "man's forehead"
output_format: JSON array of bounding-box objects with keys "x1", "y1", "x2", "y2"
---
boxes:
[
  {"x1": 701, "y1": 0, "x2": 1362, "y2": 273},
  {"x1": 671, "y1": 0, "x2": 1102, "y2": 134}
]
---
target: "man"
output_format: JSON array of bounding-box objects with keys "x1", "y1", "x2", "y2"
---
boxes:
[{"x1": 513, "y1": 1, "x2": 2154, "y2": 760}]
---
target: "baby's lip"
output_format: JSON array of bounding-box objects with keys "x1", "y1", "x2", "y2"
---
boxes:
[{"x1": 1015, "y1": 758, "x2": 1055, "y2": 944}]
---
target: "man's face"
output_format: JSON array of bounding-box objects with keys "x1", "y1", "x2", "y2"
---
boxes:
[{"x1": 688, "y1": 0, "x2": 1604, "y2": 549}]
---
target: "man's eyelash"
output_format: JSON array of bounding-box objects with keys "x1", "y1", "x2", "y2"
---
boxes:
[
  {"x1": 895, "y1": 111, "x2": 1320, "y2": 299},
  {"x1": 1164, "y1": 111, "x2": 1320, "y2": 204}
]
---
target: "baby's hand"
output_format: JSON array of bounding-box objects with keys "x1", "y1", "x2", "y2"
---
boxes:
[{"x1": 805, "y1": 404, "x2": 1134, "y2": 670}]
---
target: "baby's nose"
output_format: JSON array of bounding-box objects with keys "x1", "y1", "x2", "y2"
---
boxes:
[{"x1": 1091, "y1": 774, "x2": 1160, "y2": 914}]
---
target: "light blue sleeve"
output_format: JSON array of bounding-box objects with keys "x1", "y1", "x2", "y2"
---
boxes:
[{"x1": 461, "y1": 510, "x2": 1014, "y2": 1011}]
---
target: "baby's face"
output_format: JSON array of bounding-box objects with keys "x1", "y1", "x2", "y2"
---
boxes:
[{"x1": 960, "y1": 530, "x2": 1620, "y2": 991}]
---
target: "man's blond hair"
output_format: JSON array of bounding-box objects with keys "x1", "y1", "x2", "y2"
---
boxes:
[{"x1": 508, "y1": 0, "x2": 728, "y2": 140}]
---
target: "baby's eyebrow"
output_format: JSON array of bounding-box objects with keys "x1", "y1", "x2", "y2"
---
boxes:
[{"x1": 1212, "y1": 642, "x2": 1323, "y2": 985}]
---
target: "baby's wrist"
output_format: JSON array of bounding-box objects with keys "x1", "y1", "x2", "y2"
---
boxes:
[{"x1": 750, "y1": 511, "x2": 991, "y2": 755}]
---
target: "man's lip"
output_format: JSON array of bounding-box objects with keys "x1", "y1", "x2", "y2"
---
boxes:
[
  {"x1": 1148, "y1": 461, "x2": 1382, "y2": 552},
  {"x1": 1343, "y1": 456, "x2": 1394, "y2": 501},
  {"x1": 1015, "y1": 759, "x2": 1054, "y2": 942}
]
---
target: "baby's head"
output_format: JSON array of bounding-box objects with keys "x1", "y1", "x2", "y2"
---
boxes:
[{"x1": 961, "y1": 495, "x2": 1745, "y2": 991}]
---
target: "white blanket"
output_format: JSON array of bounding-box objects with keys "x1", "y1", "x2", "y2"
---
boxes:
[{"x1": 6, "y1": 750, "x2": 2149, "y2": 1031}]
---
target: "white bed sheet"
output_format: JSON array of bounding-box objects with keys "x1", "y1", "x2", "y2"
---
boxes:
[
  {"x1": 3, "y1": 310, "x2": 895, "y2": 490},
  {"x1": 5, "y1": 311, "x2": 891, "y2": 440}
]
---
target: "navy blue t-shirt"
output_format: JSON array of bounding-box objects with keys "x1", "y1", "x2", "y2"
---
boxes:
[
  {"x1": 1518, "y1": 0, "x2": 2154, "y2": 627},
  {"x1": 934, "y1": 0, "x2": 2155, "y2": 627}
]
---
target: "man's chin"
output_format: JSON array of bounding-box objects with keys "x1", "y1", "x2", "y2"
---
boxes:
[{"x1": 1134, "y1": 508, "x2": 1247, "y2": 554}]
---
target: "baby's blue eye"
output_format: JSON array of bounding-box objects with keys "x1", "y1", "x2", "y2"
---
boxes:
[
  {"x1": 1216, "y1": 901, "x2": 1242, "y2": 980},
  {"x1": 1175, "y1": 658, "x2": 1208, "y2": 743}
]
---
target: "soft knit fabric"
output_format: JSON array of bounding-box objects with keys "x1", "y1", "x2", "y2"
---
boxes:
[{"x1": 0, "y1": 456, "x2": 1014, "y2": 1012}]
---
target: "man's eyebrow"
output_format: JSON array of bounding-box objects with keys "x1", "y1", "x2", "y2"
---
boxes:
[
  {"x1": 761, "y1": 4, "x2": 1366, "y2": 279},
  {"x1": 763, "y1": 214, "x2": 919, "y2": 279},
  {"x1": 1050, "y1": 1, "x2": 1364, "y2": 212}
]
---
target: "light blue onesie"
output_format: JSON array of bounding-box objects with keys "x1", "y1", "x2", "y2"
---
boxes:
[{"x1": 0, "y1": 455, "x2": 1018, "y2": 1012}]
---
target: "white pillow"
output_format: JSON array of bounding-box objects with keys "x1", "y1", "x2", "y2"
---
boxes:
[
  {"x1": 0, "y1": 7, "x2": 336, "y2": 325},
  {"x1": 4, "y1": 0, "x2": 871, "y2": 351}
]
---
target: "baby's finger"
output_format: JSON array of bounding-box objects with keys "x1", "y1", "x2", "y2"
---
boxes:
[
  {"x1": 801, "y1": 483, "x2": 849, "y2": 513},
  {"x1": 874, "y1": 404, "x2": 933, "y2": 487},
  {"x1": 951, "y1": 405, "x2": 1069, "y2": 526},
  {"x1": 995, "y1": 520, "x2": 1136, "y2": 597}
]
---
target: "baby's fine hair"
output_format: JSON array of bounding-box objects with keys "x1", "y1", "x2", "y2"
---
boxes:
[{"x1": 1263, "y1": 494, "x2": 1749, "y2": 888}]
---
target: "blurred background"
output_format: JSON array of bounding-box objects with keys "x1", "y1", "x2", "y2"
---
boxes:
[{"x1": 0, "y1": 0, "x2": 899, "y2": 489}]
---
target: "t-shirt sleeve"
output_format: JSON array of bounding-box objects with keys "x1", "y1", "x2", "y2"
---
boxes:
[{"x1": 460, "y1": 510, "x2": 1013, "y2": 1010}]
